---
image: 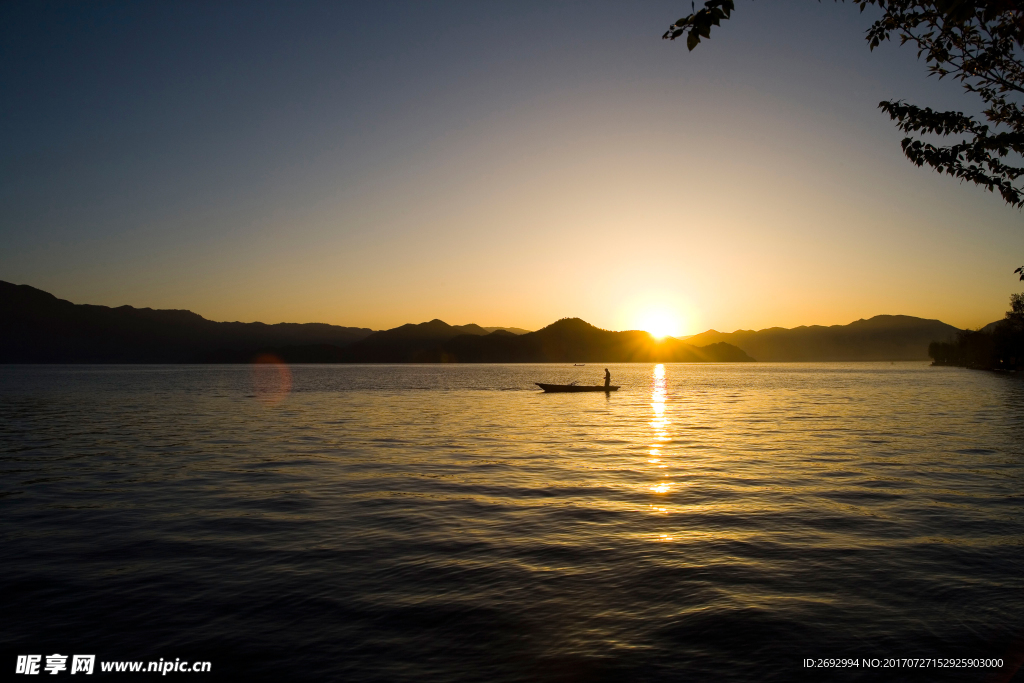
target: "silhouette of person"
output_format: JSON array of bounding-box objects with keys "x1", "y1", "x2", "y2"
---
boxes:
[{"x1": 604, "y1": 368, "x2": 611, "y2": 388}]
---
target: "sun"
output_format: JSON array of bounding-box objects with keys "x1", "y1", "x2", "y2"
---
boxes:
[{"x1": 637, "y1": 310, "x2": 682, "y2": 339}]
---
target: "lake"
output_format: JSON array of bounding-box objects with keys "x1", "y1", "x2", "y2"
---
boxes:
[{"x1": 2, "y1": 363, "x2": 1022, "y2": 682}]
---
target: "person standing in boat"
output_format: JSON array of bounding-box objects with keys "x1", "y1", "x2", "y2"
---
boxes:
[{"x1": 604, "y1": 368, "x2": 611, "y2": 388}]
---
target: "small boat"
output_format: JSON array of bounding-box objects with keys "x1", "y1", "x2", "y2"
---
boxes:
[{"x1": 536, "y1": 383, "x2": 619, "y2": 393}]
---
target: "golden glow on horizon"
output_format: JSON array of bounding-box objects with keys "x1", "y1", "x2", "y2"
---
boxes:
[
  {"x1": 53, "y1": 77, "x2": 1017, "y2": 335},
  {"x1": 636, "y1": 309, "x2": 683, "y2": 339},
  {"x1": 623, "y1": 294, "x2": 697, "y2": 339}
]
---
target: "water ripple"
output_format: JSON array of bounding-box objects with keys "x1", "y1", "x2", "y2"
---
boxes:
[{"x1": 1, "y1": 363, "x2": 1022, "y2": 682}]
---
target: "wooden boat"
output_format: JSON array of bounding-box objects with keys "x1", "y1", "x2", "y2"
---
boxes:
[{"x1": 536, "y1": 383, "x2": 619, "y2": 393}]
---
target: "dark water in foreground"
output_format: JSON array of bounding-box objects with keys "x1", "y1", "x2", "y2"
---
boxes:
[{"x1": 2, "y1": 363, "x2": 1023, "y2": 682}]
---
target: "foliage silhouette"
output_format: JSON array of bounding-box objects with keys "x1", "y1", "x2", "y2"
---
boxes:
[
  {"x1": 665, "y1": 1, "x2": 1024, "y2": 279},
  {"x1": 928, "y1": 291, "x2": 1024, "y2": 368}
]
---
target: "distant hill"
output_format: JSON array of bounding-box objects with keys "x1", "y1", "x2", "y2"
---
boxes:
[
  {"x1": 337, "y1": 319, "x2": 492, "y2": 362},
  {"x1": 684, "y1": 315, "x2": 961, "y2": 361},
  {"x1": 483, "y1": 326, "x2": 531, "y2": 335},
  {"x1": 0, "y1": 281, "x2": 373, "y2": 362},
  {"x1": 979, "y1": 320, "x2": 1004, "y2": 334}
]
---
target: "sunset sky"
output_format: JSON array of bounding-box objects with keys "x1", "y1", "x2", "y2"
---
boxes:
[{"x1": 3, "y1": 1, "x2": 1022, "y2": 334}]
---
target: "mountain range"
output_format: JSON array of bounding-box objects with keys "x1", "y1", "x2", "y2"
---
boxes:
[
  {"x1": 1, "y1": 280, "x2": 968, "y2": 363},
  {"x1": 683, "y1": 315, "x2": 961, "y2": 361},
  {"x1": 176, "y1": 318, "x2": 755, "y2": 364},
  {"x1": 353, "y1": 317, "x2": 754, "y2": 363},
  {"x1": 1, "y1": 281, "x2": 373, "y2": 363}
]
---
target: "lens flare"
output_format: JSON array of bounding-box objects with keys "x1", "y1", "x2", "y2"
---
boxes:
[{"x1": 251, "y1": 354, "x2": 292, "y2": 406}]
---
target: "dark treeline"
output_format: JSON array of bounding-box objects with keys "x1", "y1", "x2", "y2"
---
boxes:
[{"x1": 929, "y1": 294, "x2": 1024, "y2": 370}]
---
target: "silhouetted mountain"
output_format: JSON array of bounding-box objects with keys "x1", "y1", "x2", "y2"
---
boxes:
[
  {"x1": 684, "y1": 315, "x2": 960, "y2": 361},
  {"x1": 0, "y1": 281, "x2": 373, "y2": 362},
  {"x1": 205, "y1": 321, "x2": 536, "y2": 363},
  {"x1": 482, "y1": 326, "x2": 531, "y2": 335},
  {"x1": 4, "y1": 281, "x2": 966, "y2": 364},
  {"x1": 422, "y1": 318, "x2": 755, "y2": 363},
  {"x1": 338, "y1": 319, "x2": 492, "y2": 362},
  {"x1": 232, "y1": 318, "x2": 753, "y2": 363},
  {"x1": 203, "y1": 321, "x2": 541, "y2": 363}
]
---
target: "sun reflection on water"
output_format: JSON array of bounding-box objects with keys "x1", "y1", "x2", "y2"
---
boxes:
[{"x1": 649, "y1": 364, "x2": 673, "y2": 502}]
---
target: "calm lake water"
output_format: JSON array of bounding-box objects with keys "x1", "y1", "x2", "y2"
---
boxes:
[{"x1": 2, "y1": 363, "x2": 1023, "y2": 682}]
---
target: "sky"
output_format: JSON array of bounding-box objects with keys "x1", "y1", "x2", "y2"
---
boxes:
[{"x1": 2, "y1": 1, "x2": 1022, "y2": 334}]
